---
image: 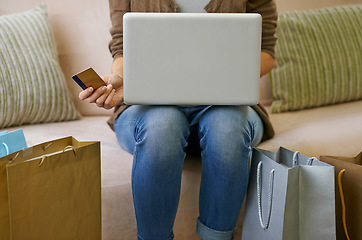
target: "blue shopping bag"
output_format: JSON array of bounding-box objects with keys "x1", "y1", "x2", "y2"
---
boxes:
[
  {"x1": 0, "y1": 131, "x2": 8, "y2": 136},
  {"x1": 0, "y1": 129, "x2": 27, "y2": 157}
]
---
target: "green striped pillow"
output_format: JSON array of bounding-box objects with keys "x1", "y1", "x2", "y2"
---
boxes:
[
  {"x1": 0, "y1": 4, "x2": 80, "y2": 128},
  {"x1": 270, "y1": 5, "x2": 362, "y2": 113}
]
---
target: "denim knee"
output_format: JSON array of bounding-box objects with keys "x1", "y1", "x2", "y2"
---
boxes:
[
  {"x1": 133, "y1": 106, "x2": 190, "y2": 159},
  {"x1": 114, "y1": 106, "x2": 190, "y2": 157},
  {"x1": 198, "y1": 106, "x2": 256, "y2": 169},
  {"x1": 200, "y1": 106, "x2": 253, "y2": 138}
]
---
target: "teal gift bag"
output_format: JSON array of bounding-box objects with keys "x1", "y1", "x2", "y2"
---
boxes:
[
  {"x1": 0, "y1": 131, "x2": 8, "y2": 136},
  {"x1": 0, "y1": 129, "x2": 27, "y2": 157}
]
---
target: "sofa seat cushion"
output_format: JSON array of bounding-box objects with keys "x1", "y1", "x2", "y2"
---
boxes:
[
  {"x1": 3, "y1": 100, "x2": 362, "y2": 239},
  {"x1": 259, "y1": 100, "x2": 362, "y2": 157}
]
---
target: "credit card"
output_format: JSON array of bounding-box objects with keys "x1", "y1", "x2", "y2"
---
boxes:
[{"x1": 72, "y1": 68, "x2": 107, "y2": 90}]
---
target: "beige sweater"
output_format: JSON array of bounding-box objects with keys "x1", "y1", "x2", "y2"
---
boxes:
[{"x1": 107, "y1": 0, "x2": 277, "y2": 141}]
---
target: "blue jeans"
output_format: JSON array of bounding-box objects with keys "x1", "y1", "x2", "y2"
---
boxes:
[{"x1": 114, "y1": 105, "x2": 264, "y2": 240}]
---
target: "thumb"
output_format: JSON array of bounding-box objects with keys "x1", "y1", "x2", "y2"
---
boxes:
[{"x1": 102, "y1": 75, "x2": 111, "y2": 85}]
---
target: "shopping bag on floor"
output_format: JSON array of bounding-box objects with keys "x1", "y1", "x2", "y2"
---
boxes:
[
  {"x1": 0, "y1": 136, "x2": 101, "y2": 240},
  {"x1": 0, "y1": 129, "x2": 27, "y2": 157},
  {"x1": 320, "y1": 152, "x2": 362, "y2": 240},
  {"x1": 242, "y1": 147, "x2": 336, "y2": 240}
]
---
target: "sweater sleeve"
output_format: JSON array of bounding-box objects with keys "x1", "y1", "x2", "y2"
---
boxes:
[
  {"x1": 108, "y1": 0, "x2": 130, "y2": 59},
  {"x1": 246, "y1": 0, "x2": 278, "y2": 58}
]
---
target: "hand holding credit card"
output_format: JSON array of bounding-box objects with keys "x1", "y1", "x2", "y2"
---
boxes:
[
  {"x1": 74, "y1": 68, "x2": 124, "y2": 109},
  {"x1": 72, "y1": 68, "x2": 107, "y2": 90}
]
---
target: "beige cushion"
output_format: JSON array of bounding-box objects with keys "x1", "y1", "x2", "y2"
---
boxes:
[
  {"x1": 259, "y1": 100, "x2": 362, "y2": 157},
  {"x1": 0, "y1": 4, "x2": 80, "y2": 128},
  {"x1": 1, "y1": 0, "x2": 114, "y2": 116},
  {"x1": 270, "y1": 5, "x2": 362, "y2": 113}
]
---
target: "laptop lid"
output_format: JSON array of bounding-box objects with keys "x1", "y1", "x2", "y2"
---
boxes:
[{"x1": 123, "y1": 12, "x2": 262, "y2": 105}]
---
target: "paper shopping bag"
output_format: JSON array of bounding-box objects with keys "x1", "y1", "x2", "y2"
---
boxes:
[
  {"x1": 242, "y1": 147, "x2": 336, "y2": 240},
  {"x1": 0, "y1": 152, "x2": 13, "y2": 240},
  {"x1": 0, "y1": 129, "x2": 27, "y2": 157},
  {"x1": 320, "y1": 152, "x2": 362, "y2": 240},
  {"x1": 0, "y1": 136, "x2": 101, "y2": 240}
]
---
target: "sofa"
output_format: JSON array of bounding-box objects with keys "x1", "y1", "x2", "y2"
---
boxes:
[{"x1": 1, "y1": 0, "x2": 361, "y2": 239}]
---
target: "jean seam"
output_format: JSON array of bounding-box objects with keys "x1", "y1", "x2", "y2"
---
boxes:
[
  {"x1": 131, "y1": 112, "x2": 144, "y2": 224},
  {"x1": 251, "y1": 116, "x2": 264, "y2": 147}
]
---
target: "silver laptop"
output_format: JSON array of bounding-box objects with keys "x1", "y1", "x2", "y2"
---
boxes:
[{"x1": 123, "y1": 13, "x2": 262, "y2": 105}]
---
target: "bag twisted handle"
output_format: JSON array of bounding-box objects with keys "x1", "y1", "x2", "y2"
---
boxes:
[
  {"x1": 292, "y1": 151, "x2": 316, "y2": 166},
  {"x1": 2, "y1": 142, "x2": 9, "y2": 155},
  {"x1": 338, "y1": 169, "x2": 351, "y2": 240},
  {"x1": 39, "y1": 145, "x2": 77, "y2": 167},
  {"x1": 257, "y1": 161, "x2": 275, "y2": 230}
]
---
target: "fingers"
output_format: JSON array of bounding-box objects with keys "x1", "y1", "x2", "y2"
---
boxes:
[
  {"x1": 104, "y1": 89, "x2": 116, "y2": 109},
  {"x1": 79, "y1": 87, "x2": 94, "y2": 100},
  {"x1": 102, "y1": 75, "x2": 111, "y2": 85},
  {"x1": 94, "y1": 84, "x2": 113, "y2": 108},
  {"x1": 78, "y1": 84, "x2": 114, "y2": 109}
]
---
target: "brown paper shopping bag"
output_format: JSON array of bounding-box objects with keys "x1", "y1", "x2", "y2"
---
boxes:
[
  {"x1": 0, "y1": 152, "x2": 13, "y2": 240},
  {"x1": 0, "y1": 136, "x2": 101, "y2": 240},
  {"x1": 320, "y1": 152, "x2": 362, "y2": 240}
]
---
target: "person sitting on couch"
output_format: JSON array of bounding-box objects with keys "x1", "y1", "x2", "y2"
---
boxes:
[{"x1": 79, "y1": 0, "x2": 278, "y2": 239}]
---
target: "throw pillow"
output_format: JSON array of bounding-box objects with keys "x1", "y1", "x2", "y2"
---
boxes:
[
  {"x1": 0, "y1": 4, "x2": 80, "y2": 128},
  {"x1": 270, "y1": 5, "x2": 362, "y2": 113}
]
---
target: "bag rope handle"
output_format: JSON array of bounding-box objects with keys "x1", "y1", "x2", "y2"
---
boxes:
[
  {"x1": 43, "y1": 142, "x2": 53, "y2": 151},
  {"x1": 338, "y1": 169, "x2": 351, "y2": 240},
  {"x1": 292, "y1": 151, "x2": 316, "y2": 166},
  {"x1": 257, "y1": 161, "x2": 275, "y2": 230},
  {"x1": 10, "y1": 152, "x2": 20, "y2": 162},
  {"x1": 39, "y1": 145, "x2": 76, "y2": 167},
  {"x1": 2, "y1": 142, "x2": 9, "y2": 155},
  {"x1": 62, "y1": 145, "x2": 77, "y2": 156},
  {"x1": 293, "y1": 151, "x2": 300, "y2": 166},
  {"x1": 307, "y1": 157, "x2": 316, "y2": 165}
]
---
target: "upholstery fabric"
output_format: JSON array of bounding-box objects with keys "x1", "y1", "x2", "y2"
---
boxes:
[
  {"x1": 0, "y1": 4, "x2": 80, "y2": 128},
  {"x1": 270, "y1": 5, "x2": 362, "y2": 112}
]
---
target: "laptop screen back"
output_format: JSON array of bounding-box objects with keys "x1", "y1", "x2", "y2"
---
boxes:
[{"x1": 123, "y1": 13, "x2": 262, "y2": 105}]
